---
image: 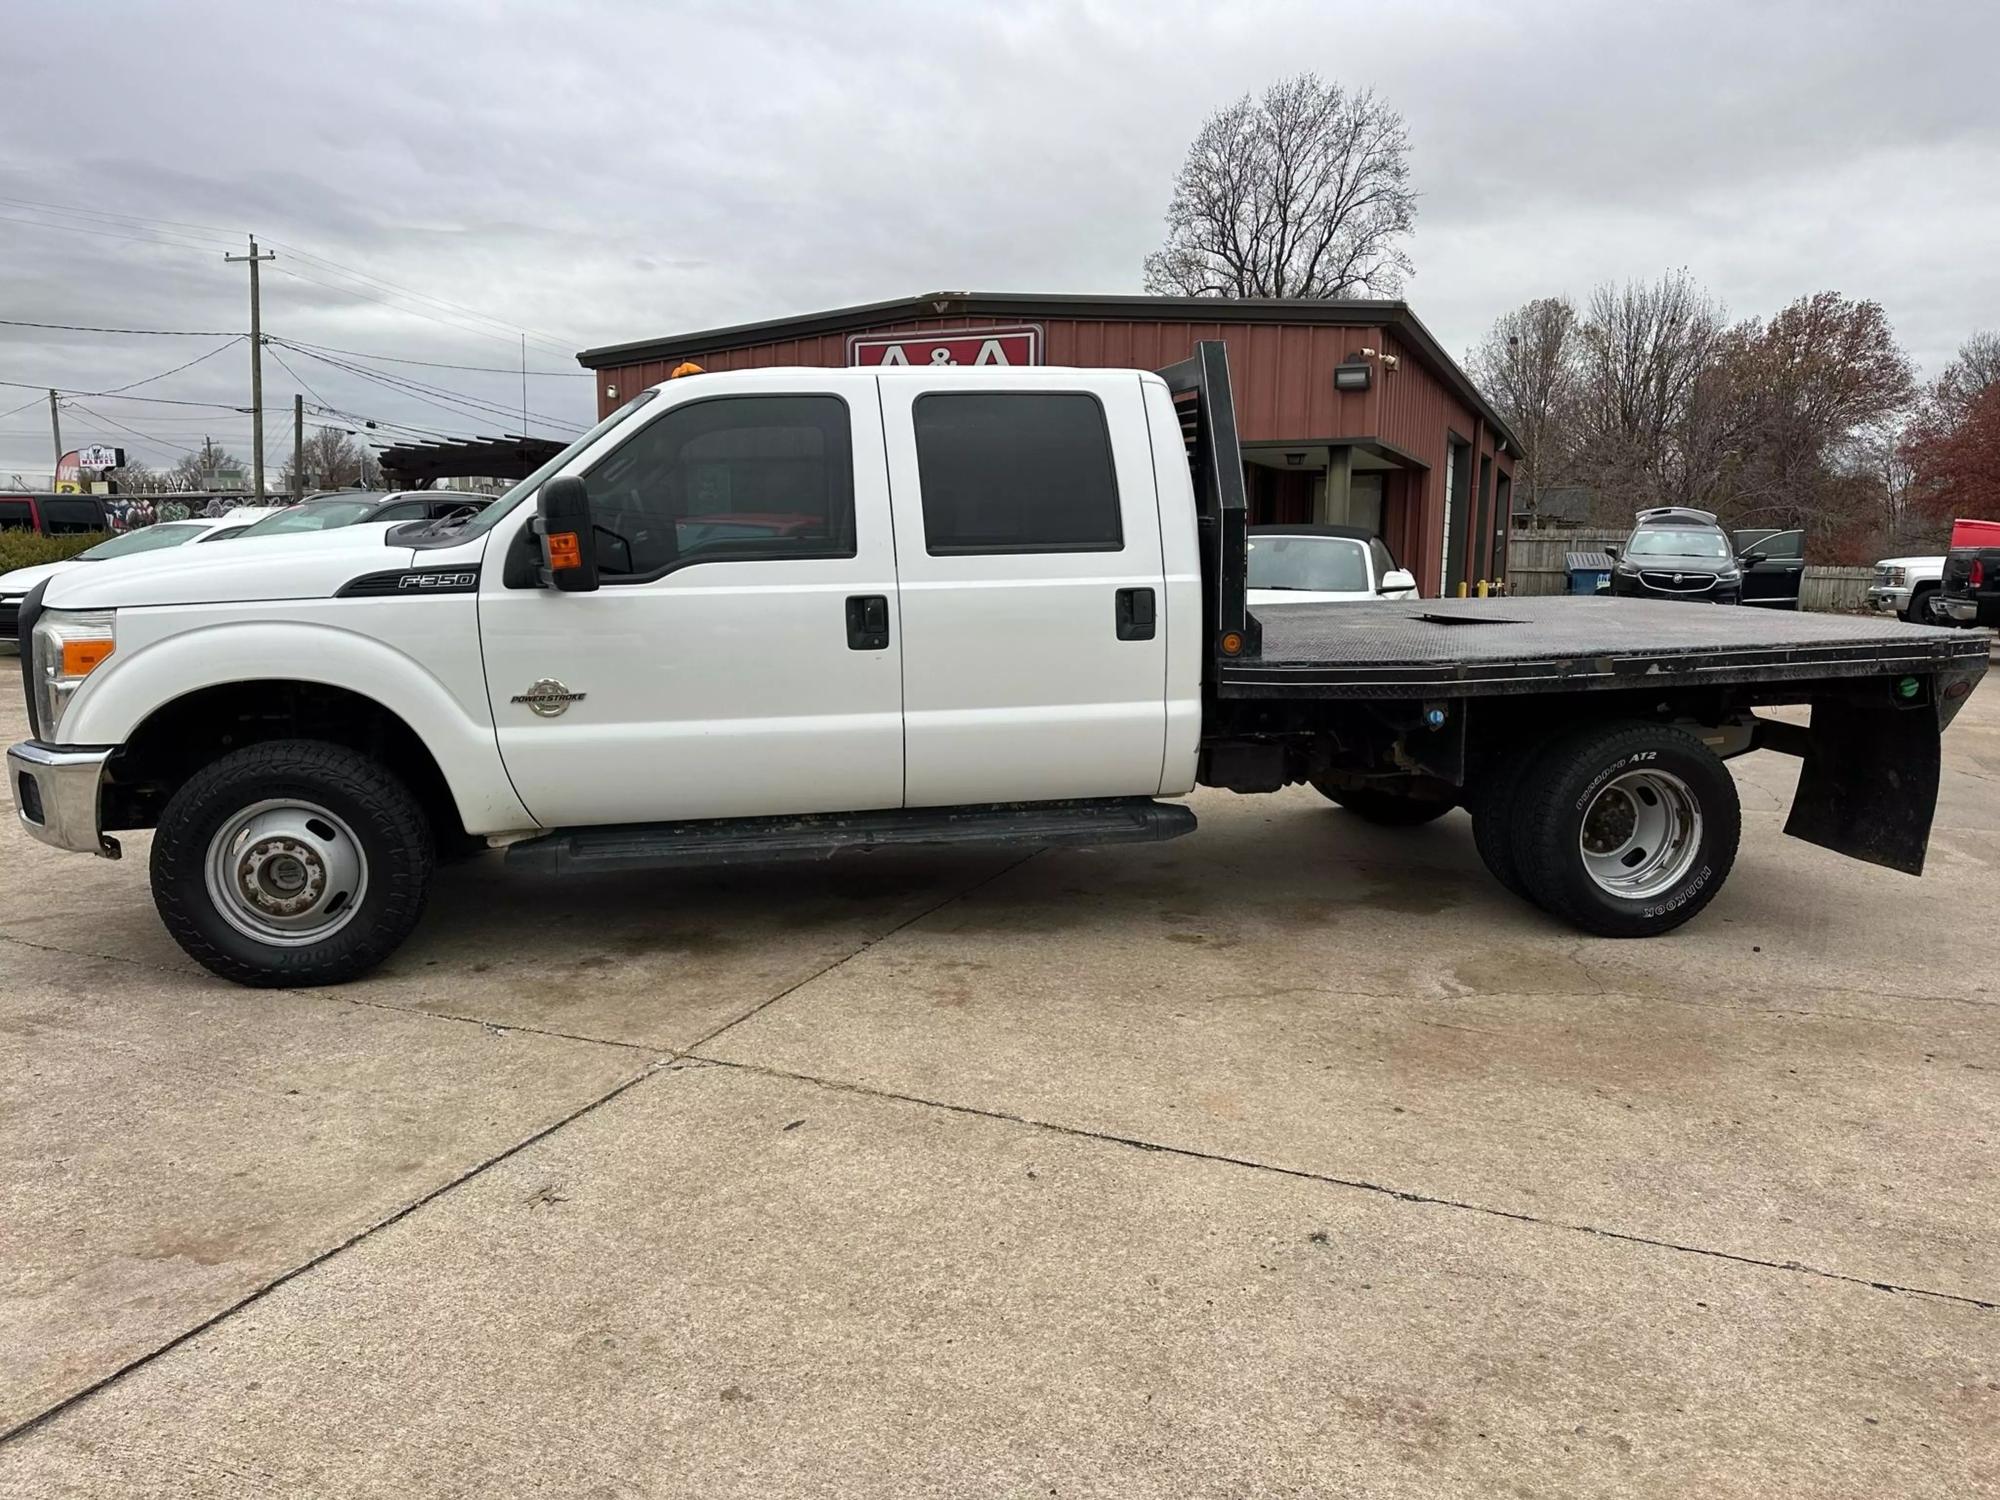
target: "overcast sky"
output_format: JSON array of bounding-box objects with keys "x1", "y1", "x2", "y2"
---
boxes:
[{"x1": 4, "y1": 0, "x2": 1996, "y2": 483}]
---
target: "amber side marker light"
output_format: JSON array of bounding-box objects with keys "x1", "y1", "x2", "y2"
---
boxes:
[
  {"x1": 1220, "y1": 631, "x2": 1244, "y2": 656},
  {"x1": 62, "y1": 640, "x2": 114, "y2": 675},
  {"x1": 670, "y1": 361, "x2": 706, "y2": 378},
  {"x1": 547, "y1": 532, "x2": 583, "y2": 570}
]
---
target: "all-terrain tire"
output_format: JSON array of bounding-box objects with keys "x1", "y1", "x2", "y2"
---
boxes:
[
  {"x1": 1509, "y1": 720, "x2": 1740, "y2": 938},
  {"x1": 1469, "y1": 732, "x2": 1560, "y2": 904},
  {"x1": 151, "y1": 739, "x2": 434, "y2": 987},
  {"x1": 1905, "y1": 584, "x2": 1938, "y2": 624},
  {"x1": 1310, "y1": 779, "x2": 1456, "y2": 827}
]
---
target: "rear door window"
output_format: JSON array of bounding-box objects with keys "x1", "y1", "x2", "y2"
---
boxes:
[
  {"x1": 911, "y1": 392, "x2": 1122, "y2": 555},
  {"x1": 40, "y1": 498, "x2": 104, "y2": 533},
  {"x1": 0, "y1": 500, "x2": 32, "y2": 531}
]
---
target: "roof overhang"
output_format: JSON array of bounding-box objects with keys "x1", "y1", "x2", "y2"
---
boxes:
[
  {"x1": 577, "y1": 292, "x2": 1521, "y2": 452},
  {"x1": 375, "y1": 433, "x2": 564, "y2": 487}
]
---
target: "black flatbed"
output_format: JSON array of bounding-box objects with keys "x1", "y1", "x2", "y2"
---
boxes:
[{"x1": 1222, "y1": 596, "x2": 1991, "y2": 699}]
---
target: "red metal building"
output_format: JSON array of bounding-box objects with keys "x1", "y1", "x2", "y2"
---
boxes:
[{"x1": 577, "y1": 293, "x2": 1518, "y2": 595}]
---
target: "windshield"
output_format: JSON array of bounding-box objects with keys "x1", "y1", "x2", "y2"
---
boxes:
[
  {"x1": 238, "y1": 499, "x2": 382, "y2": 537},
  {"x1": 1628, "y1": 528, "x2": 1730, "y2": 559},
  {"x1": 432, "y1": 389, "x2": 663, "y2": 541},
  {"x1": 75, "y1": 522, "x2": 212, "y2": 560},
  {"x1": 1247, "y1": 534, "x2": 1371, "y2": 592}
]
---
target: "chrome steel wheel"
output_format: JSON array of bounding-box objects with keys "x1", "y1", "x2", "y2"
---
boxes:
[
  {"x1": 1577, "y1": 770, "x2": 1703, "y2": 900},
  {"x1": 204, "y1": 798, "x2": 368, "y2": 946}
]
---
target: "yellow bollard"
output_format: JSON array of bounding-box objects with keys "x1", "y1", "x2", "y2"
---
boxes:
[
  {"x1": 1455, "y1": 581, "x2": 1467, "y2": 598},
  {"x1": 1475, "y1": 579, "x2": 1490, "y2": 599}
]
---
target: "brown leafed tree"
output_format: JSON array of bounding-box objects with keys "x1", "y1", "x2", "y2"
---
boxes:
[
  {"x1": 1718, "y1": 292, "x2": 1915, "y2": 547},
  {"x1": 1467, "y1": 296, "x2": 1579, "y2": 519},
  {"x1": 1903, "y1": 378, "x2": 2000, "y2": 528},
  {"x1": 1144, "y1": 74, "x2": 1417, "y2": 299}
]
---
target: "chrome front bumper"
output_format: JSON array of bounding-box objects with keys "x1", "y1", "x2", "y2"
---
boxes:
[
  {"x1": 1865, "y1": 586, "x2": 1910, "y2": 612},
  {"x1": 7, "y1": 741, "x2": 120, "y2": 858}
]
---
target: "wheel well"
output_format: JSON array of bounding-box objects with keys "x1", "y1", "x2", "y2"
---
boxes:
[{"x1": 103, "y1": 680, "x2": 465, "y2": 842}]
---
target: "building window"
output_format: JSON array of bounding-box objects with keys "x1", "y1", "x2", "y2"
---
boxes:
[
  {"x1": 583, "y1": 394, "x2": 855, "y2": 582},
  {"x1": 913, "y1": 392, "x2": 1122, "y2": 554}
]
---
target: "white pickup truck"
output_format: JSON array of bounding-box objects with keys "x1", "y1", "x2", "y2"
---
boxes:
[{"x1": 8, "y1": 346, "x2": 1988, "y2": 986}]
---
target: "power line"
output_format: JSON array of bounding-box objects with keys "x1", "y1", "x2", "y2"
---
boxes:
[
  {"x1": 271, "y1": 335, "x2": 590, "y2": 377},
  {"x1": 98, "y1": 337, "x2": 245, "y2": 394},
  {"x1": 0, "y1": 212, "x2": 226, "y2": 255},
  {"x1": 0, "y1": 317, "x2": 241, "y2": 337},
  {"x1": 61, "y1": 401, "x2": 201, "y2": 458},
  {"x1": 260, "y1": 237, "x2": 577, "y2": 353},
  {"x1": 0, "y1": 195, "x2": 246, "y2": 243},
  {"x1": 0, "y1": 379, "x2": 248, "y2": 411},
  {"x1": 266, "y1": 262, "x2": 574, "y2": 359},
  {"x1": 273, "y1": 340, "x2": 583, "y2": 433}
]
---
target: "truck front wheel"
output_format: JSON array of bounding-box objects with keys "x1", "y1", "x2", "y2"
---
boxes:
[
  {"x1": 1509, "y1": 722, "x2": 1740, "y2": 938},
  {"x1": 151, "y1": 739, "x2": 434, "y2": 987}
]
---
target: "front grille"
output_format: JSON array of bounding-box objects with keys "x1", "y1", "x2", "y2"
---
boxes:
[{"x1": 1639, "y1": 570, "x2": 1717, "y2": 593}]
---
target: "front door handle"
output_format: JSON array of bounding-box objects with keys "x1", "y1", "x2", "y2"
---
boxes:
[
  {"x1": 1115, "y1": 586, "x2": 1156, "y2": 641},
  {"x1": 846, "y1": 594, "x2": 890, "y2": 651}
]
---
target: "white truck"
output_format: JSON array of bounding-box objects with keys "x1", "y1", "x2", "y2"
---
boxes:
[{"x1": 8, "y1": 346, "x2": 1989, "y2": 987}]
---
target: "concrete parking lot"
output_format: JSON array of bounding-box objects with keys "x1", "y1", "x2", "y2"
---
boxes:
[{"x1": 2, "y1": 683, "x2": 1996, "y2": 1498}]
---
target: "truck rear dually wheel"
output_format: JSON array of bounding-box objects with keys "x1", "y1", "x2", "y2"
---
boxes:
[
  {"x1": 151, "y1": 739, "x2": 434, "y2": 987},
  {"x1": 1508, "y1": 721, "x2": 1740, "y2": 938}
]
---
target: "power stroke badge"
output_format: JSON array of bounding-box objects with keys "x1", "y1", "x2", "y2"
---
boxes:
[{"x1": 512, "y1": 679, "x2": 586, "y2": 718}]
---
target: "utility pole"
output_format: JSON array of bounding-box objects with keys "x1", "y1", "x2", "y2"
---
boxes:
[
  {"x1": 520, "y1": 334, "x2": 528, "y2": 439},
  {"x1": 293, "y1": 394, "x2": 304, "y2": 501},
  {"x1": 224, "y1": 235, "x2": 277, "y2": 498},
  {"x1": 48, "y1": 390, "x2": 62, "y2": 482}
]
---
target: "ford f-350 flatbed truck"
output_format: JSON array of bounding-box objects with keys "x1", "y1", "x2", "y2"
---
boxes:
[{"x1": 8, "y1": 343, "x2": 1988, "y2": 986}]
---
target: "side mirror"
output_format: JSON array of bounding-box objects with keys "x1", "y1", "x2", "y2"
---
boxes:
[
  {"x1": 1377, "y1": 568, "x2": 1418, "y2": 595},
  {"x1": 1738, "y1": 550, "x2": 1767, "y2": 569},
  {"x1": 1604, "y1": 543, "x2": 1620, "y2": 560},
  {"x1": 537, "y1": 475, "x2": 598, "y2": 593}
]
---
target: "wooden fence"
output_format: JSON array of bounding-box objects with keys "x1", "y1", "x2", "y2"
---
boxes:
[{"x1": 1505, "y1": 529, "x2": 1874, "y2": 612}]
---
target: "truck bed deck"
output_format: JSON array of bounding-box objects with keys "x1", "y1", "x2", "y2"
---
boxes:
[{"x1": 1222, "y1": 596, "x2": 1990, "y2": 698}]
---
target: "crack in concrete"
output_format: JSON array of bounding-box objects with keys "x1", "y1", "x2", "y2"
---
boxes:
[
  {"x1": 0, "y1": 932, "x2": 654, "y2": 1055},
  {"x1": 685, "y1": 1054, "x2": 2000, "y2": 1315},
  {"x1": 0, "y1": 1056, "x2": 674, "y2": 1452},
  {"x1": 680, "y1": 849, "x2": 1045, "y2": 1057}
]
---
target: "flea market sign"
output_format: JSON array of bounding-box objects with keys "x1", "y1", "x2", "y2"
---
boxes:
[{"x1": 847, "y1": 326, "x2": 1041, "y2": 368}]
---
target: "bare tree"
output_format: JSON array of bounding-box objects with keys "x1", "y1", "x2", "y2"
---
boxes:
[
  {"x1": 1468, "y1": 296, "x2": 1578, "y2": 518},
  {"x1": 1565, "y1": 271, "x2": 1724, "y2": 512},
  {"x1": 1144, "y1": 74, "x2": 1417, "y2": 299},
  {"x1": 168, "y1": 437, "x2": 245, "y2": 488},
  {"x1": 282, "y1": 428, "x2": 383, "y2": 492}
]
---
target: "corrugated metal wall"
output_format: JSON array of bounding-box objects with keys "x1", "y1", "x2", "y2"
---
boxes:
[{"x1": 591, "y1": 314, "x2": 1511, "y2": 595}]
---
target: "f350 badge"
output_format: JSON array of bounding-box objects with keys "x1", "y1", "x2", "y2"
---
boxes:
[{"x1": 512, "y1": 679, "x2": 586, "y2": 718}]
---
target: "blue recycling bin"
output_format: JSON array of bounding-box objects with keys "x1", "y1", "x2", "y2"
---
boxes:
[{"x1": 1566, "y1": 551, "x2": 1615, "y2": 595}]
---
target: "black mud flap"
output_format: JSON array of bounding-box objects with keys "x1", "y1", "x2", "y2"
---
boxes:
[{"x1": 1781, "y1": 691, "x2": 1942, "y2": 875}]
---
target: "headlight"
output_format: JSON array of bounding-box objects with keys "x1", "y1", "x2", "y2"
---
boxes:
[
  {"x1": 1882, "y1": 566, "x2": 1907, "y2": 586},
  {"x1": 31, "y1": 609, "x2": 116, "y2": 743},
  {"x1": 1718, "y1": 568, "x2": 1741, "y2": 584}
]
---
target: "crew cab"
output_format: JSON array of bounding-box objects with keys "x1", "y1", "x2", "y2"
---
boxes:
[{"x1": 8, "y1": 348, "x2": 1989, "y2": 987}]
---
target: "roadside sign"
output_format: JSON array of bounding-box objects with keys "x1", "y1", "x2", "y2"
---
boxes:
[
  {"x1": 848, "y1": 326, "x2": 1042, "y2": 368},
  {"x1": 76, "y1": 444, "x2": 125, "y2": 469}
]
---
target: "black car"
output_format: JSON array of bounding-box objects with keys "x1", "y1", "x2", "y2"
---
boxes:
[{"x1": 1607, "y1": 508, "x2": 1770, "y2": 606}]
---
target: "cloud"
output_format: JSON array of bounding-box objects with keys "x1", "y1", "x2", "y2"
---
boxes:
[{"x1": 3, "y1": 0, "x2": 1994, "y2": 479}]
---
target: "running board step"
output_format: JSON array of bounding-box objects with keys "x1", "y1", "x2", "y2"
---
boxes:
[{"x1": 506, "y1": 798, "x2": 1198, "y2": 877}]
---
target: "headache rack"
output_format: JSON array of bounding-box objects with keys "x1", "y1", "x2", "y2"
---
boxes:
[{"x1": 1158, "y1": 341, "x2": 1259, "y2": 670}]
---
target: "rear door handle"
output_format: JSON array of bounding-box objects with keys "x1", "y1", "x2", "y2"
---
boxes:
[
  {"x1": 846, "y1": 594, "x2": 890, "y2": 651},
  {"x1": 1115, "y1": 586, "x2": 1156, "y2": 641}
]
